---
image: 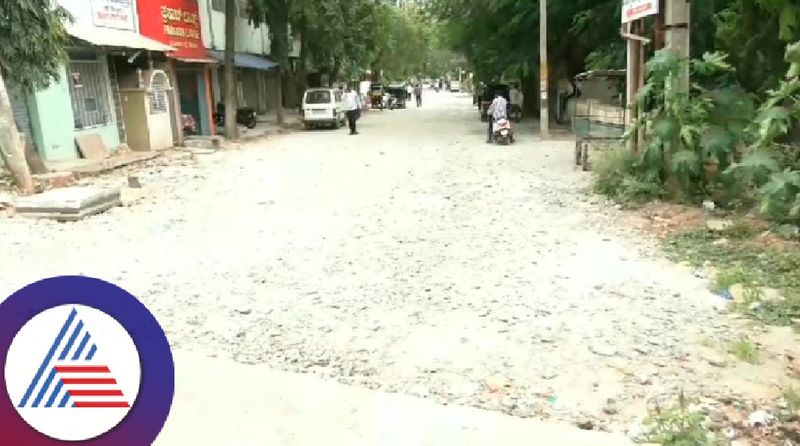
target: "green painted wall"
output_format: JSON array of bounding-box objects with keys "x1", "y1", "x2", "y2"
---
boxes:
[
  {"x1": 27, "y1": 54, "x2": 121, "y2": 161},
  {"x1": 27, "y1": 67, "x2": 78, "y2": 161}
]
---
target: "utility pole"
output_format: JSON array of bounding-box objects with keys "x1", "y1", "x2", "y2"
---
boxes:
[
  {"x1": 665, "y1": 0, "x2": 690, "y2": 91},
  {"x1": 224, "y1": 0, "x2": 237, "y2": 139},
  {"x1": 539, "y1": 0, "x2": 549, "y2": 138}
]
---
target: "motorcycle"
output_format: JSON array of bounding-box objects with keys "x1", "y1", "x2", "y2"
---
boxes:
[
  {"x1": 214, "y1": 103, "x2": 257, "y2": 129},
  {"x1": 493, "y1": 118, "x2": 514, "y2": 145},
  {"x1": 181, "y1": 114, "x2": 197, "y2": 137},
  {"x1": 387, "y1": 95, "x2": 397, "y2": 110}
]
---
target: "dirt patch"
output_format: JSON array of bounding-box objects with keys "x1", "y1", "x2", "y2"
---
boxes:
[{"x1": 624, "y1": 202, "x2": 707, "y2": 238}]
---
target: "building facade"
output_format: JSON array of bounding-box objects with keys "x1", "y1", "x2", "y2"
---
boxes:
[
  {"x1": 137, "y1": 0, "x2": 217, "y2": 139},
  {"x1": 198, "y1": 0, "x2": 273, "y2": 115},
  {"x1": 197, "y1": 0, "x2": 302, "y2": 115},
  {"x1": 18, "y1": 0, "x2": 175, "y2": 162}
]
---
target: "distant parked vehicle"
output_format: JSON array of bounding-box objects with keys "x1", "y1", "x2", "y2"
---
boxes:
[
  {"x1": 215, "y1": 103, "x2": 257, "y2": 129},
  {"x1": 301, "y1": 88, "x2": 347, "y2": 130},
  {"x1": 370, "y1": 84, "x2": 385, "y2": 110},
  {"x1": 387, "y1": 84, "x2": 407, "y2": 109},
  {"x1": 449, "y1": 80, "x2": 462, "y2": 92}
]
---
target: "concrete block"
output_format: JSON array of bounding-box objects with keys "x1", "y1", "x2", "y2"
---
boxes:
[
  {"x1": 15, "y1": 186, "x2": 121, "y2": 221},
  {"x1": 185, "y1": 136, "x2": 222, "y2": 151}
]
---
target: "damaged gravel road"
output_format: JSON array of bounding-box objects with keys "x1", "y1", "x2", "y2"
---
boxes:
[{"x1": 0, "y1": 92, "x2": 792, "y2": 438}]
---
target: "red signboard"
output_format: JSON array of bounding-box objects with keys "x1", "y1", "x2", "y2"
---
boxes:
[{"x1": 137, "y1": 0, "x2": 205, "y2": 59}]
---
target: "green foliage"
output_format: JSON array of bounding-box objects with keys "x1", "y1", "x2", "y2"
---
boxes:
[
  {"x1": 622, "y1": 49, "x2": 753, "y2": 202},
  {"x1": 716, "y1": 0, "x2": 799, "y2": 94},
  {"x1": 728, "y1": 337, "x2": 760, "y2": 363},
  {"x1": 666, "y1": 228, "x2": 800, "y2": 327},
  {"x1": 714, "y1": 266, "x2": 754, "y2": 289},
  {"x1": 644, "y1": 391, "x2": 717, "y2": 445},
  {"x1": 591, "y1": 147, "x2": 662, "y2": 204},
  {"x1": 0, "y1": 0, "x2": 71, "y2": 91},
  {"x1": 726, "y1": 40, "x2": 800, "y2": 223},
  {"x1": 760, "y1": 169, "x2": 800, "y2": 221}
]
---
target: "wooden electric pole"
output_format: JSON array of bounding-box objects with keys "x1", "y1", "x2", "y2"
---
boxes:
[{"x1": 539, "y1": 0, "x2": 549, "y2": 138}]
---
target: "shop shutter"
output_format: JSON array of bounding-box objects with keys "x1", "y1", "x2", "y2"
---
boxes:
[
  {"x1": 10, "y1": 91, "x2": 36, "y2": 151},
  {"x1": 241, "y1": 70, "x2": 259, "y2": 110}
]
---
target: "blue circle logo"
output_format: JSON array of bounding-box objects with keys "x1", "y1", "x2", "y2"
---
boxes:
[{"x1": 0, "y1": 276, "x2": 174, "y2": 445}]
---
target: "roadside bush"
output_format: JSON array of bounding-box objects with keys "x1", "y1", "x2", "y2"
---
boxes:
[
  {"x1": 593, "y1": 41, "x2": 800, "y2": 223},
  {"x1": 626, "y1": 49, "x2": 755, "y2": 204},
  {"x1": 592, "y1": 148, "x2": 662, "y2": 204}
]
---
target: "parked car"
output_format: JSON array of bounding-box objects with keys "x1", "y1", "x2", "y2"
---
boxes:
[
  {"x1": 450, "y1": 80, "x2": 462, "y2": 92},
  {"x1": 301, "y1": 88, "x2": 347, "y2": 129}
]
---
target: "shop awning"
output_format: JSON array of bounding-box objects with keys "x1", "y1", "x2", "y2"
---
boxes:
[
  {"x1": 173, "y1": 57, "x2": 219, "y2": 64},
  {"x1": 207, "y1": 50, "x2": 279, "y2": 71},
  {"x1": 66, "y1": 24, "x2": 175, "y2": 52}
]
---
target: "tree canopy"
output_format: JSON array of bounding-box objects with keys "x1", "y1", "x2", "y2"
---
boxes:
[
  {"x1": 0, "y1": 0, "x2": 71, "y2": 91},
  {"x1": 426, "y1": 0, "x2": 800, "y2": 96}
]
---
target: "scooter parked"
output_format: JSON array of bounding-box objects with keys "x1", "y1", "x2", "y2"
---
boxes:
[{"x1": 214, "y1": 102, "x2": 257, "y2": 129}]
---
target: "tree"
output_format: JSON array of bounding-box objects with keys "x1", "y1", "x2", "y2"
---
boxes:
[
  {"x1": 0, "y1": 0, "x2": 71, "y2": 194},
  {"x1": 224, "y1": 0, "x2": 238, "y2": 138},
  {"x1": 248, "y1": 0, "x2": 289, "y2": 125}
]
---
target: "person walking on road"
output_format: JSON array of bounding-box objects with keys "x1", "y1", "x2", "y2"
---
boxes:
[
  {"x1": 344, "y1": 86, "x2": 361, "y2": 135},
  {"x1": 414, "y1": 84, "x2": 422, "y2": 107}
]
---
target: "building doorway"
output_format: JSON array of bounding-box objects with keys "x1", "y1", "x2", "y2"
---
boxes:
[{"x1": 177, "y1": 70, "x2": 201, "y2": 134}]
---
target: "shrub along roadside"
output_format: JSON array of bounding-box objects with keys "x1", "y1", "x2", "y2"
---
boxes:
[{"x1": 592, "y1": 41, "x2": 800, "y2": 224}]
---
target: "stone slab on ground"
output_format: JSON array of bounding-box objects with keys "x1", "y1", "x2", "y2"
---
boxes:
[
  {"x1": 184, "y1": 136, "x2": 223, "y2": 151},
  {"x1": 14, "y1": 186, "x2": 121, "y2": 221},
  {"x1": 156, "y1": 351, "x2": 634, "y2": 446}
]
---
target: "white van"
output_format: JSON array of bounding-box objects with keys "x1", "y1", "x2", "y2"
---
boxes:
[
  {"x1": 302, "y1": 88, "x2": 347, "y2": 129},
  {"x1": 449, "y1": 80, "x2": 462, "y2": 92}
]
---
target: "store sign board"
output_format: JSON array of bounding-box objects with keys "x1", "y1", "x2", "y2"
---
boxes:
[
  {"x1": 91, "y1": 0, "x2": 136, "y2": 30},
  {"x1": 137, "y1": 0, "x2": 205, "y2": 60},
  {"x1": 622, "y1": 0, "x2": 659, "y2": 23}
]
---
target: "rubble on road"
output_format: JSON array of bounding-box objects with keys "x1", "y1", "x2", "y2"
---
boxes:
[{"x1": 14, "y1": 186, "x2": 121, "y2": 221}]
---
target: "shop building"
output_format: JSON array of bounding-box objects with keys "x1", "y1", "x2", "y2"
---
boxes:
[
  {"x1": 197, "y1": 0, "x2": 279, "y2": 117},
  {"x1": 18, "y1": 0, "x2": 175, "y2": 162},
  {"x1": 137, "y1": 0, "x2": 217, "y2": 141}
]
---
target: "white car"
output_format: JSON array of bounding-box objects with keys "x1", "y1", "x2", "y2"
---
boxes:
[
  {"x1": 449, "y1": 81, "x2": 461, "y2": 92},
  {"x1": 301, "y1": 88, "x2": 347, "y2": 129}
]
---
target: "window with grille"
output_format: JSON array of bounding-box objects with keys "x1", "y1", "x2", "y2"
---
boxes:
[
  {"x1": 148, "y1": 71, "x2": 170, "y2": 115},
  {"x1": 238, "y1": 0, "x2": 248, "y2": 18},
  {"x1": 212, "y1": 0, "x2": 224, "y2": 12},
  {"x1": 68, "y1": 61, "x2": 112, "y2": 130}
]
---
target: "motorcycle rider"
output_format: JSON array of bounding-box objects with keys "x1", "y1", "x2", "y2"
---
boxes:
[{"x1": 486, "y1": 91, "x2": 508, "y2": 143}]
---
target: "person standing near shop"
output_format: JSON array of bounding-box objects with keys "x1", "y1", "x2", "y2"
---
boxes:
[
  {"x1": 509, "y1": 83, "x2": 524, "y2": 120},
  {"x1": 344, "y1": 86, "x2": 361, "y2": 135}
]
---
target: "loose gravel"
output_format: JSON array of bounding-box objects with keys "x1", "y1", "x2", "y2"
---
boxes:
[{"x1": 0, "y1": 93, "x2": 778, "y2": 435}]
